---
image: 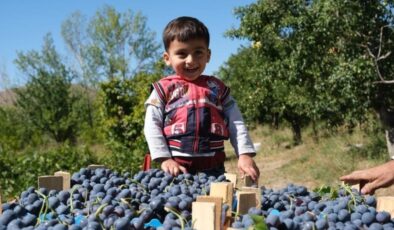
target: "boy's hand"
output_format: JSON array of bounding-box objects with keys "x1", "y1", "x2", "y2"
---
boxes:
[
  {"x1": 238, "y1": 153, "x2": 260, "y2": 182},
  {"x1": 159, "y1": 158, "x2": 188, "y2": 176}
]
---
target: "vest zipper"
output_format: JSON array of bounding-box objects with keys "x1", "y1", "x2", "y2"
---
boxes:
[{"x1": 193, "y1": 107, "x2": 199, "y2": 153}]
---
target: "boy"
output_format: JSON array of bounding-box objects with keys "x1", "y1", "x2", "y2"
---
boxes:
[{"x1": 144, "y1": 16, "x2": 260, "y2": 181}]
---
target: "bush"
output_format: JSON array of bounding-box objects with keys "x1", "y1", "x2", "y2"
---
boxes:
[{"x1": 0, "y1": 145, "x2": 97, "y2": 200}]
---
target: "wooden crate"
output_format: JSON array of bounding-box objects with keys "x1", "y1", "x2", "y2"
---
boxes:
[
  {"x1": 192, "y1": 202, "x2": 216, "y2": 230},
  {"x1": 196, "y1": 196, "x2": 223, "y2": 230},
  {"x1": 210, "y1": 182, "x2": 233, "y2": 217},
  {"x1": 377, "y1": 196, "x2": 394, "y2": 217}
]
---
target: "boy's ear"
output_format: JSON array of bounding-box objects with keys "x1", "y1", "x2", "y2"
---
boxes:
[
  {"x1": 163, "y1": 52, "x2": 171, "y2": 66},
  {"x1": 207, "y1": 49, "x2": 211, "y2": 63}
]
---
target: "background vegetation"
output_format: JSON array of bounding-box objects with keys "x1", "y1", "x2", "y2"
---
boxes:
[{"x1": 1, "y1": 1, "x2": 394, "y2": 200}]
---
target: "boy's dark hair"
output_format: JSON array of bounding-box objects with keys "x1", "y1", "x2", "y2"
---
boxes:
[{"x1": 163, "y1": 16, "x2": 210, "y2": 51}]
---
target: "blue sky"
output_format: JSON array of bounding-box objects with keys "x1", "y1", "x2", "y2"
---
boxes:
[{"x1": 0, "y1": 0, "x2": 255, "y2": 88}]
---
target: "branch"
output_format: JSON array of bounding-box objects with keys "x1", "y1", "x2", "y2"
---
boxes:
[
  {"x1": 362, "y1": 25, "x2": 394, "y2": 84},
  {"x1": 377, "y1": 25, "x2": 389, "y2": 58},
  {"x1": 373, "y1": 80, "x2": 394, "y2": 84}
]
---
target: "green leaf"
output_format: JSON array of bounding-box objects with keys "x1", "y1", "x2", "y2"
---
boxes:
[{"x1": 251, "y1": 214, "x2": 268, "y2": 230}]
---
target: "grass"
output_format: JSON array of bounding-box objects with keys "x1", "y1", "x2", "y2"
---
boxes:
[{"x1": 224, "y1": 124, "x2": 394, "y2": 196}]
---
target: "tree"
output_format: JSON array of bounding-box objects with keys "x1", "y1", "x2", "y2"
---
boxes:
[
  {"x1": 61, "y1": 6, "x2": 164, "y2": 170},
  {"x1": 98, "y1": 64, "x2": 163, "y2": 172},
  {"x1": 364, "y1": 25, "x2": 394, "y2": 157},
  {"x1": 61, "y1": 6, "x2": 161, "y2": 141},
  {"x1": 222, "y1": 0, "x2": 394, "y2": 147},
  {"x1": 14, "y1": 34, "x2": 80, "y2": 143},
  {"x1": 61, "y1": 6, "x2": 161, "y2": 83}
]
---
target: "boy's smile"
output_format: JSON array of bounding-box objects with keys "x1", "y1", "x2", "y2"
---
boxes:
[{"x1": 163, "y1": 38, "x2": 211, "y2": 81}]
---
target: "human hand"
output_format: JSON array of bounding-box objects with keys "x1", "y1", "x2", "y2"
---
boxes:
[
  {"x1": 238, "y1": 153, "x2": 260, "y2": 182},
  {"x1": 340, "y1": 160, "x2": 394, "y2": 194},
  {"x1": 160, "y1": 158, "x2": 188, "y2": 176}
]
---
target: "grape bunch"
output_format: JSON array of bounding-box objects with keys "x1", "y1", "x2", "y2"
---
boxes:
[
  {"x1": 0, "y1": 167, "x2": 227, "y2": 230},
  {"x1": 0, "y1": 167, "x2": 393, "y2": 230},
  {"x1": 231, "y1": 184, "x2": 394, "y2": 230}
]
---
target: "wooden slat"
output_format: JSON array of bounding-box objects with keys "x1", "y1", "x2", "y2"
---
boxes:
[
  {"x1": 38, "y1": 176, "x2": 63, "y2": 191},
  {"x1": 210, "y1": 182, "x2": 233, "y2": 217},
  {"x1": 240, "y1": 186, "x2": 261, "y2": 208},
  {"x1": 54, "y1": 171, "x2": 70, "y2": 190},
  {"x1": 243, "y1": 175, "x2": 257, "y2": 187},
  {"x1": 196, "y1": 196, "x2": 222, "y2": 230},
  {"x1": 87, "y1": 164, "x2": 106, "y2": 170},
  {"x1": 192, "y1": 202, "x2": 216, "y2": 230},
  {"x1": 236, "y1": 191, "x2": 257, "y2": 215},
  {"x1": 0, "y1": 194, "x2": 2, "y2": 214},
  {"x1": 377, "y1": 196, "x2": 394, "y2": 217}
]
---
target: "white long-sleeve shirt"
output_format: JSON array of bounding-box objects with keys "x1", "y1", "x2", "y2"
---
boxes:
[{"x1": 144, "y1": 88, "x2": 256, "y2": 160}]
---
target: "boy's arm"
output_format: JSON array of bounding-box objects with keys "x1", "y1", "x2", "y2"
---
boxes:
[
  {"x1": 223, "y1": 96, "x2": 260, "y2": 181},
  {"x1": 144, "y1": 104, "x2": 172, "y2": 160},
  {"x1": 223, "y1": 96, "x2": 256, "y2": 156},
  {"x1": 144, "y1": 90, "x2": 187, "y2": 175}
]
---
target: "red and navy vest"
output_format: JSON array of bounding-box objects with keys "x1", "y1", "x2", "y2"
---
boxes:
[{"x1": 152, "y1": 75, "x2": 230, "y2": 154}]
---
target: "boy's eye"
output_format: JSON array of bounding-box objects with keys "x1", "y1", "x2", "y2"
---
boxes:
[{"x1": 176, "y1": 52, "x2": 187, "y2": 58}]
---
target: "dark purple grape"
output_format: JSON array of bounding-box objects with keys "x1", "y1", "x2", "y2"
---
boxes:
[
  {"x1": 302, "y1": 221, "x2": 315, "y2": 230},
  {"x1": 68, "y1": 224, "x2": 82, "y2": 230},
  {"x1": 365, "y1": 195, "x2": 377, "y2": 207},
  {"x1": 376, "y1": 211, "x2": 391, "y2": 223},
  {"x1": 132, "y1": 217, "x2": 144, "y2": 229},
  {"x1": 338, "y1": 209, "x2": 350, "y2": 222},
  {"x1": 352, "y1": 219, "x2": 363, "y2": 228},
  {"x1": 114, "y1": 216, "x2": 131, "y2": 230},
  {"x1": 7, "y1": 219, "x2": 23, "y2": 229},
  {"x1": 350, "y1": 212, "x2": 362, "y2": 221},
  {"x1": 52, "y1": 223, "x2": 68, "y2": 230},
  {"x1": 283, "y1": 218, "x2": 295, "y2": 230},
  {"x1": 55, "y1": 204, "x2": 69, "y2": 215},
  {"x1": 48, "y1": 196, "x2": 60, "y2": 209},
  {"x1": 266, "y1": 213, "x2": 280, "y2": 227},
  {"x1": 58, "y1": 190, "x2": 70, "y2": 204},
  {"x1": 86, "y1": 220, "x2": 101, "y2": 230},
  {"x1": 178, "y1": 200, "x2": 188, "y2": 211},
  {"x1": 315, "y1": 218, "x2": 328, "y2": 230},
  {"x1": 361, "y1": 212, "x2": 375, "y2": 225},
  {"x1": 0, "y1": 210, "x2": 15, "y2": 225},
  {"x1": 355, "y1": 204, "x2": 368, "y2": 214},
  {"x1": 21, "y1": 213, "x2": 37, "y2": 226},
  {"x1": 369, "y1": 222, "x2": 384, "y2": 230},
  {"x1": 232, "y1": 220, "x2": 244, "y2": 228}
]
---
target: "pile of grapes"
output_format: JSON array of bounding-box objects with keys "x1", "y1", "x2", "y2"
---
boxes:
[{"x1": 0, "y1": 167, "x2": 392, "y2": 230}]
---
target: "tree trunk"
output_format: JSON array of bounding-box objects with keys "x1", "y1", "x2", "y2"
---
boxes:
[
  {"x1": 291, "y1": 119, "x2": 302, "y2": 145},
  {"x1": 272, "y1": 112, "x2": 279, "y2": 130},
  {"x1": 378, "y1": 106, "x2": 394, "y2": 159},
  {"x1": 386, "y1": 129, "x2": 394, "y2": 159},
  {"x1": 312, "y1": 120, "x2": 319, "y2": 143}
]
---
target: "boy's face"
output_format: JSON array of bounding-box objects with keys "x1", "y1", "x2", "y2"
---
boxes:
[{"x1": 163, "y1": 38, "x2": 211, "y2": 81}]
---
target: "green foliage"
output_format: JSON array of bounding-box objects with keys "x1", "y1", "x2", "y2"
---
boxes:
[
  {"x1": 0, "y1": 145, "x2": 97, "y2": 199},
  {"x1": 0, "y1": 106, "x2": 43, "y2": 150},
  {"x1": 98, "y1": 70, "x2": 162, "y2": 173},
  {"x1": 348, "y1": 122, "x2": 388, "y2": 160},
  {"x1": 313, "y1": 185, "x2": 338, "y2": 200},
  {"x1": 61, "y1": 5, "x2": 161, "y2": 83},
  {"x1": 220, "y1": 0, "x2": 394, "y2": 143},
  {"x1": 250, "y1": 214, "x2": 268, "y2": 230},
  {"x1": 14, "y1": 34, "x2": 81, "y2": 144}
]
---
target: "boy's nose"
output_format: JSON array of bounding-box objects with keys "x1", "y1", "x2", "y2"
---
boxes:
[{"x1": 185, "y1": 54, "x2": 193, "y2": 63}]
